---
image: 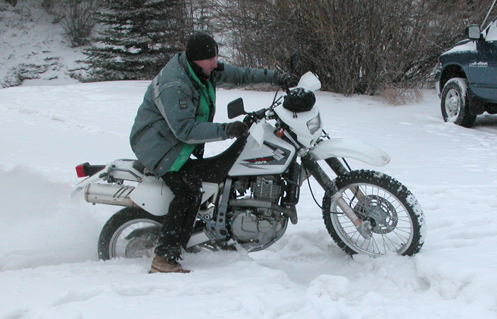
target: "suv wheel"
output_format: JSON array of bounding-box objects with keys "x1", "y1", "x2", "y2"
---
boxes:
[{"x1": 441, "y1": 78, "x2": 476, "y2": 127}]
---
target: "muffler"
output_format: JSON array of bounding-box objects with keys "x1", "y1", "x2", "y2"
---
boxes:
[{"x1": 84, "y1": 183, "x2": 136, "y2": 207}]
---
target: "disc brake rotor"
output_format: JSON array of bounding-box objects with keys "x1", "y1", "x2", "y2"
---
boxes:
[{"x1": 354, "y1": 195, "x2": 398, "y2": 234}]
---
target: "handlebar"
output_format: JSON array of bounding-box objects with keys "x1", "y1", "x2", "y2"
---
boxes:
[{"x1": 243, "y1": 108, "x2": 267, "y2": 126}]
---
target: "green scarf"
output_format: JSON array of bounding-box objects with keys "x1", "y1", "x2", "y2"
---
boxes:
[{"x1": 168, "y1": 63, "x2": 215, "y2": 172}]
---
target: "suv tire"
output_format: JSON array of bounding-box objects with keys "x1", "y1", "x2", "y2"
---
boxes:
[{"x1": 441, "y1": 78, "x2": 476, "y2": 128}]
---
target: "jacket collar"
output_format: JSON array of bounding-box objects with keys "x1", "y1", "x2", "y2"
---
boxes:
[{"x1": 179, "y1": 52, "x2": 210, "y2": 84}]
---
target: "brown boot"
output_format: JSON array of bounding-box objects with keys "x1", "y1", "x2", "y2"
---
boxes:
[{"x1": 149, "y1": 255, "x2": 191, "y2": 274}]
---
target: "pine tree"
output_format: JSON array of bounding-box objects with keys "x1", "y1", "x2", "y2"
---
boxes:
[{"x1": 84, "y1": 0, "x2": 188, "y2": 81}]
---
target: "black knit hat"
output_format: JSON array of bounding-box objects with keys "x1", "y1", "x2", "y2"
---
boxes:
[{"x1": 186, "y1": 32, "x2": 218, "y2": 61}]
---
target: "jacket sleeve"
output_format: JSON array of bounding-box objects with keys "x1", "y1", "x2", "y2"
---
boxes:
[
  {"x1": 154, "y1": 83, "x2": 229, "y2": 144},
  {"x1": 214, "y1": 63, "x2": 278, "y2": 89}
]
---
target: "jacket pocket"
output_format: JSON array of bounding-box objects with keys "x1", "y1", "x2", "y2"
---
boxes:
[{"x1": 132, "y1": 124, "x2": 178, "y2": 172}]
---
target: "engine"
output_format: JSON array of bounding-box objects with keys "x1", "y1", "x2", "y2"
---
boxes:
[
  {"x1": 252, "y1": 175, "x2": 282, "y2": 204},
  {"x1": 229, "y1": 176, "x2": 289, "y2": 251}
]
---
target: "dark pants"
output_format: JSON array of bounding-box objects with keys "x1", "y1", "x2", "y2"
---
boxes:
[{"x1": 155, "y1": 161, "x2": 203, "y2": 260}]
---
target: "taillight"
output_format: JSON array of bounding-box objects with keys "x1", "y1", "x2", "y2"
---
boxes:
[{"x1": 75, "y1": 163, "x2": 89, "y2": 178}]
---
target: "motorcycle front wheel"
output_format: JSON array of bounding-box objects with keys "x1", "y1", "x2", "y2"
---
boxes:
[
  {"x1": 322, "y1": 170, "x2": 425, "y2": 257},
  {"x1": 98, "y1": 207, "x2": 163, "y2": 260}
]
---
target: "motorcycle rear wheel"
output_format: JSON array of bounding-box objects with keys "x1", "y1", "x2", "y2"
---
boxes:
[
  {"x1": 98, "y1": 207, "x2": 163, "y2": 260},
  {"x1": 323, "y1": 170, "x2": 425, "y2": 257}
]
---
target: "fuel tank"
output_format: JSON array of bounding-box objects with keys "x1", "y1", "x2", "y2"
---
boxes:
[{"x1": 228, "y1": 121, "x2": 296, "y2": 176}]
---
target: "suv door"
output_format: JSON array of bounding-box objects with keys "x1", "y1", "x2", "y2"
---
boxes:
[{"x1": 468, "y1": 18, "x2": 497, "y2": 102}]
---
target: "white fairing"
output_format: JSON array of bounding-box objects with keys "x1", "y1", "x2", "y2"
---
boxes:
[
  {"x1": 274, "y1": 71, "x2": 323, "y2": 148},
  {"x1": 310, "y1": 138, "x2": 391, "y2": 166},
  {"x1": 297, "y1": 71, "x2": 322, "y2": 91},
  {"x1": 273, "y1": 105, "x2": 322, "y2": 148},
  {"x1": 129, "y1": 176, "x2": 219, "y2": 216},
  {"x1": 228, "y1": 120, "x2": 296, "y2": 176}
]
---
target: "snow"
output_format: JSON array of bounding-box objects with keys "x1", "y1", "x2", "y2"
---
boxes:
[
  {"x1": 1, "y1": 81, "x2": 497, "y2": 318},
  {"x1": 0, "y1": 1, "x2": 85, "y2": 87},
  {"x1": 2, "y1": 1, "x2": 497, "y2": 318},
  {"x1": 442, "y1": 40, "x2": 477, "y2": 55}
]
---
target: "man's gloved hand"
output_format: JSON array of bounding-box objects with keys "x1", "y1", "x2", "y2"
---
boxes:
[
  {"x1": 276, "y1": 72, "x2": 297, "y2": 90},
  {"x1": 226, "y1": 121, "x2": 249, "y2": 138}
]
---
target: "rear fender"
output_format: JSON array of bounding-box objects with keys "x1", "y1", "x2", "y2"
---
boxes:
[
  {"x1": 71, "y1": 165, "x2": 109, "y2": 197},
  {"x1": 72, "y1": 159, "x2": 143, "y2": 197},
  {"x1": 310, "y1": 138, "x2": 390, "y2": 167}
]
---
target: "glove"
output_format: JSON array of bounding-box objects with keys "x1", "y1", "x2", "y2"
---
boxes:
[
  {"x1": 276, "y1": 72, "x2": 297, "y2": 90},
  {"x1": 226, "y1": 121, "x2": 249, "y2": 138}
]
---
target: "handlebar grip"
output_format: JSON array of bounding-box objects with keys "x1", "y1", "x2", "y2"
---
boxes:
[{"x1": 243, "y1": 109, "x2": 266, "y2": 125}]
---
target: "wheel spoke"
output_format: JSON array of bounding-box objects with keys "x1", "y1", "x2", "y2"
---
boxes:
[{"x1": 326, "y1": 172, "x2": 419, "y2": 257}]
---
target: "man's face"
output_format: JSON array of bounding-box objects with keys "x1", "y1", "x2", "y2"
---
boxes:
[{"x1": 193, "y1": 56, "x2": 218, "y2": 76}]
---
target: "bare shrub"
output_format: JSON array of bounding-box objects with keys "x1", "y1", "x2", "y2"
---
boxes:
[
  {"x1": 217, "y1": 0, "x2": 493, "y2": 96},
  {"x1": 41, "y1": 0, "x2": 61, "y2": 14},
  {"x1": 379, "y1": 86, "x2": 424, "y2": 105},
  {"x1": 60, "y1": 0, "x2": 98, "y2": 47}
]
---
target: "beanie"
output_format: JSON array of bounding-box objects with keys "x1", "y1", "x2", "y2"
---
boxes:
[{"x1": 186, "y1": 32, "x2": 218, "y2": 61}]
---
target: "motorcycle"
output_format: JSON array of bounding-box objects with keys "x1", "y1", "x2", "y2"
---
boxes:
[{"x1": 72, "y1": 71, "x2": 426, "y2": 260}]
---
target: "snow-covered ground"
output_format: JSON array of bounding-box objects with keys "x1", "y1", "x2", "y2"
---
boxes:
[
  {"x1": 0, "y1": 1, "x2": 85, "y2": 88},
  {"x1": 1, "y1": 81, "x2": 497, "y2": 318},
  {"x1": 2, "y1": 1, "x2": 497, "y2": 318}
]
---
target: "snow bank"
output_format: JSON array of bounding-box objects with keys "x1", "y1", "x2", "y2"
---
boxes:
[{"x1": 1, "y1": 82, "x2": 497, "y2": 318}]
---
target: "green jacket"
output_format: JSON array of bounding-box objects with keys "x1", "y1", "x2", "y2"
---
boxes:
[{"x1": 130, "y1": 52, "x2": 278, "y2": 177}]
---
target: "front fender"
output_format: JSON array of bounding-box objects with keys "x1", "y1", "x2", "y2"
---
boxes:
[{"x1": 310, "y1": 138, "x2": 390, "y2": 167}]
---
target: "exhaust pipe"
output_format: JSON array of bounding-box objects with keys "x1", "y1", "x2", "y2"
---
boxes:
[{"x1": 84, "y1": 183, "x2": 136, "y2": 207}]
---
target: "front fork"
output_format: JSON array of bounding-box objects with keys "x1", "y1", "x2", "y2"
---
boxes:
[{"x1": 301, "y1": 154, "x2": 372, "y2": 239}]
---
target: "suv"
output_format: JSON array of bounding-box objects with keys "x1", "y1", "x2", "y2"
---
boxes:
[{"x1": 435, "y1": 16, "x2": 497, "y2": 127}]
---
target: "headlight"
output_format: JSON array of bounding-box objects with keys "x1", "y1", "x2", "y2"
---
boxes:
[{"x1": 306, "y1": 115, "x2": 321, "y2": 134}]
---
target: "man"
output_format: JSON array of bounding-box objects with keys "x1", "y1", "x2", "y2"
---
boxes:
[{"x1": 130, "y1": 32, "x2": 288, "y2": 273}]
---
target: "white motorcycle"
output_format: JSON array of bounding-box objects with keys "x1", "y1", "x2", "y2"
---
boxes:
[{"x1": 72, "y1": 71, "x2": 426, "y2": 260}]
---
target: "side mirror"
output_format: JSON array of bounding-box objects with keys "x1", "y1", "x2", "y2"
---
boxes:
[
  {"x1": 227, "y1": 98, "x2": 246, "y2": 119},
  {"x1": 467, "y1": 24, "x2": 481, "y2": 40}
]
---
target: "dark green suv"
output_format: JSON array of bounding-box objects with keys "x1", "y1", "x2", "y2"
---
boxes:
[{"x1": 435, "y1": 17, "x2": 497, "y2": 127}]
